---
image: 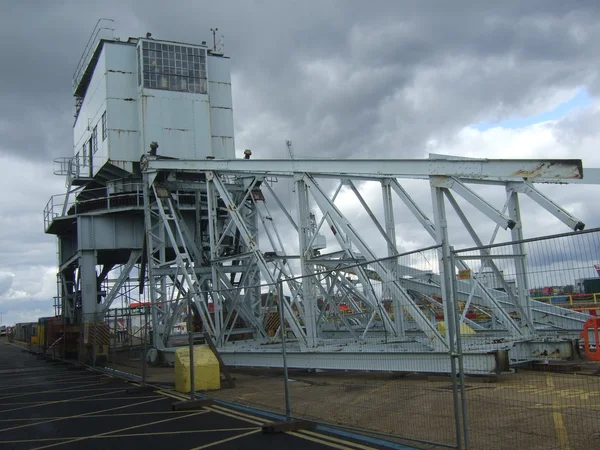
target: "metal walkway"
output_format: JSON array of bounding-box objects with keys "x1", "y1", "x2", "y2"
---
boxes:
[{"x1": 0, "y1": 341, "x2": 412, "y2": 450}]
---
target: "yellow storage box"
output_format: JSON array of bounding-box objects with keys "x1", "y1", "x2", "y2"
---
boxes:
[
  {"x1": 436, "y1": 321, "x2": 476, "y2": 336},
  {"x1": 174, "y1": 345, "x2": 221, "y2": 393}
]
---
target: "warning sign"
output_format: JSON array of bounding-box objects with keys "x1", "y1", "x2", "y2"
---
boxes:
[{"x1": 457, "y1": 269, "x2": 472, "y2": 280}]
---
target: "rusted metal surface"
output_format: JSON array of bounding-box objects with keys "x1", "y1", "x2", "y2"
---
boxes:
[
  {"x1": 510, "y1": 160, "x2": 582, "y2": 179},
  {"x1": 145, "y1": 157, "x2": 585, "y2": 181}
]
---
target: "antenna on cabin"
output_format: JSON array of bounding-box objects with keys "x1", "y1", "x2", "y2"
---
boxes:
[
  {"x1": 210, "y1": 28, "x2": 218, "y2": 51},
  {"x1": 285, "y1": 140, "x2": 295, "y2": 159},
  {"x1": 217, "y1": 34, "x2": 225, "y2": 53}
]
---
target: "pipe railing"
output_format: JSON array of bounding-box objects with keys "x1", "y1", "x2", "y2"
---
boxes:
[{"x1": 43, "y1": 182, "x2": 144, "y2": 231}]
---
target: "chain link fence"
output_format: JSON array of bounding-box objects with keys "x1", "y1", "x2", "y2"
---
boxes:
[
  {"x1": 451, "y1": 227, "x2": 600, "y2": 450},
  {"x1": 85, "y1": 228, "x2": 600, "y2": 449},
  {"x1": 204, "y1": 246, "x2": 466, "y2": 448}
]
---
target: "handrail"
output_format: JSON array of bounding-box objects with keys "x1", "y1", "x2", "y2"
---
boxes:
[
  {"x1": 43, "y1": 182, "x2": 144, "y2": 231},
  {"x1": 531, "y1": 293, "x2": 599, "y2": 306},
  {"x1": 72, "y1": 18, "x2": 115, "y2": 92},
  {"x1": 43, "y1": 183, "x2": 203, "y2": 232},
  {"x1": 53, "y1": 153, "x2": 93, "y2": 181}
]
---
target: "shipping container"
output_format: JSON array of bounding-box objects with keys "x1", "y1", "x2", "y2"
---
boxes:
[{"x1": 584, "y1": 278, "x2": 600, "y2": 295}]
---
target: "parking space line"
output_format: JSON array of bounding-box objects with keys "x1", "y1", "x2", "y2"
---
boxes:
[
  {"x1": 0, "y1": 374, "x2": 105, "y2": 390},
  {"x1": 0, "y1": 437, "x2": 71, "y2": 445},
  {"x1": 209, "y1": 405, "x2": 268, "y2": 424},
  {"x1": 31, "y1": 409, "x2": 209, "y2": 450},
  {"x1": 298, "y1": 429, "x2": 377, "y2": 450},
  {"x1": 0, "y1": 427, "x2": 261, "y2": 445},
  {"x1": 108, "y1": 427, "x2": 258, "y2": 438},
  {"x1": 0, "y1": 387, "x2": 128, "y2": 402},
  {"x1": 156, "y1": 390, "x2": 187, "y2": 401},
  {"x1": 209, "y1": 404, "x2": 378, "y2": 450},
  {"x1": 0, "y1": 396, "x2": 164, "y2": 433},
  {"x1": 187, "y1": 429, "x2": 262, "y2": 450},
  {"x1": 0, "y1": 381, "x2": 116, "y2": 400},
  {"x1": 0, "y1": 409, "x2": 192, "y2": 422},
  {"x1": 205, "y1": 406, "x2": 265, "y2": 426},
  {"x1": 0, "y1": 392, "x2": 123, "y2": 414},
  {"x1": 205, "y1": 406, "x2": 266, "y2": 426},
  {"x1": 546, "y1": 374, "x2": 571, "y2": 450},
  {"x1": 286, "y1": 431, "x2": 353, "y2": 450},
  {"x1": 288, "y1": 431, "x2": 355, "y2": 450},
  {"x1": 0, "y1": 395, "x2": 155, "y2": 407},
  {"x1": 156, "y1": 389, "x2": 189, "y2": 400},
  {"x1": 0, "y1": 373, "x2": 90, "y2": 383},
  {"x1": 65, "y1": 395, "x2": 158, "y2": 402}
]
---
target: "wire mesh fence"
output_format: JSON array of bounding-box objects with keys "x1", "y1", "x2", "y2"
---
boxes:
[
  {"x1": 81, "y1": 307, "x2": 151, "y2": 381},
  {"x1": 452, "y1": 227, "x2": 600, "y2": 450},
  {"x1": 200, "y1": 246, "x2": 466, "y2": 448},
  {"x1": 76, "y1": 228, "x2": 600, "y2": 450}
]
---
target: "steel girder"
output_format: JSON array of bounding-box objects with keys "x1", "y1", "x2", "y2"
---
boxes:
[
  {"x1": 137, "y1": 155, "x2": 594, "y2": 372},
  {"x1": 143, "y1": 157, "x2": 583, "y2": 180}
]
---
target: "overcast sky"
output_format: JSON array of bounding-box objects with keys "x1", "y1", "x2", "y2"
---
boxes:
[{"x1": 1, "y1": 0, "x2": 600, "y2": 326}]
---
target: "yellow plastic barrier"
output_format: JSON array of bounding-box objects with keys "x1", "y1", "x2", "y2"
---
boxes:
[
  {"x1": 437, "y1": 321, "x2": 476, "y2": 336},
  {"x1": 174, "y1": 345, "x2": 221, "y2": 393}
]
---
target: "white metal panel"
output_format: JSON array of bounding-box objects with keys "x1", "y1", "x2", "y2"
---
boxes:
[
  {"x1": 161, "y1": 127, "x2": 195, "y2": 159},
  {"x1": 211, "y1": 136, "x2": 235, "y2": 158},
  {"x1": 160, "y1": 96, "x2": 194, "y2": 130},
  {"x1": 208, "y1": 81, "x2": 232, "y2": 108},
  {"x1": 106, "y1": 97, "x2": 139, "y2": 162},
  {"x1": 105, "y1": 42, "x2": 137, "y2": 73},
  {"x1": 140, "y1": 89, "x2": 214, "y2": 159},
  {"x1": 105, "y1": 44, "x2": 137, "y2": 99},
  {"x1": 159, "y1": 95, "x2": 196, "y2": 159},
  {"x1": 107, "y1": 129, "x2": 139, "y2": 163},
  {"x1": 210, "y1": 107, "x2": 234, "y2": 138},
  {"x1": 74, "y1": 49, "x2": 107, "y2": 164},
  {"x1": 192, "y1": 98, "x2": 213, "y2": 157},
  {"x1": 78, "y1": 215, "x2": 144, "y2": 250},
  {"x1": 139, "y1": 92, "x2": 162, "y2": 157},
  {"x1": 72, "y1": 42, "x2": 139, "y2": 176},
  {"x1": 207, "y1": 55, "x2": 231, "y2": 84}
]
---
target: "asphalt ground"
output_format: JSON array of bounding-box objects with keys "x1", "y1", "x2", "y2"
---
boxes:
[{"x1": 0, "y1": 341, "x2": 410, "y2": 450}]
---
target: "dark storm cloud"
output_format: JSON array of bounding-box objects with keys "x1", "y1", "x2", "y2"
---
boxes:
[
  {"x1": 2, "y1": 0, "x2": 600, "y2": 324},
  {"x1": 3, "y1": 1, "x2": 600, "y2": 161}
]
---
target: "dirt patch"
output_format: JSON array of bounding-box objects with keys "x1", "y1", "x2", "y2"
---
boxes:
[{"x1": 108, "y1": 352, "x2": 600, "y2": 450}]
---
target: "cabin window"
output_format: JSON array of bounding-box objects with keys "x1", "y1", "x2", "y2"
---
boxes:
[
  {"x1": 92, "y1": 126, "x2": 98, "y2": 154},
  {"x1": 82, "y1": 144, "x2": 87, "y2": 166},
  {"x1": 140, "y1": 40, "x2": 207, "y2": 94},
  {"x1": 101, "y1": 111, "x2": 107, "y2": 141}
]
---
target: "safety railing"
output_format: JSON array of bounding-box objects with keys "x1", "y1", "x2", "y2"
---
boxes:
[
  {"x1": 53, "y1": 153, "x2": 93, "y2": 183},
  {"x1": 43, "y1": 182, "x2": 144, "y2": 232},
  {"x1": 72, "y1": 19, "x2": 115, "y2": 91},
  {"x1": 43, "y1": 182, "x2": 203, "y2": 232},
  {"x1": 531, "y1": 293, "x2": 600, "y2": 306}
]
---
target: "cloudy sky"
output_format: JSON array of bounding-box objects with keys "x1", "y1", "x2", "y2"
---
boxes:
[{"x1": 1, "y1": 0, "x2": 600, "y2": 326}]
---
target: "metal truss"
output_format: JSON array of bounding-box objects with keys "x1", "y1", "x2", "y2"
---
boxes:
[{"x1": 134, "y1": 155, "x2": 595, "y2": 372}]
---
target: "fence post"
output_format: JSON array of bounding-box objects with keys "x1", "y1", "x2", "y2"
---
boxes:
[
  {"x1": 142, "y1": 306, "x2": 148, "y2": 386},
  {"x1": 113, "y1": 308, "x2": 118, "y2": 371},
  {"x1": 62, "y1": 319, "x2": 66, "y2": 361},
  {"x1": 187, "y1": 293, "x2": 195, "y2": 400},
  {"x1": 278, "y1": 281, "x2": 292, "y2": 420},
  {"x1": 450, "y1": 247, "x2": 470, "y2": 450},
  {"x1": 92, "y1": 313, "x2": 97, "y2": 370},
  {"x1": 442, "y1": 243, "x2": 463, "y2": 450}
]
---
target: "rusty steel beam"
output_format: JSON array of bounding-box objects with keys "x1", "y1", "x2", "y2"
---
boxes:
[{"x1": 143, "y1": 156, "x2": 583, "y2": 181}]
